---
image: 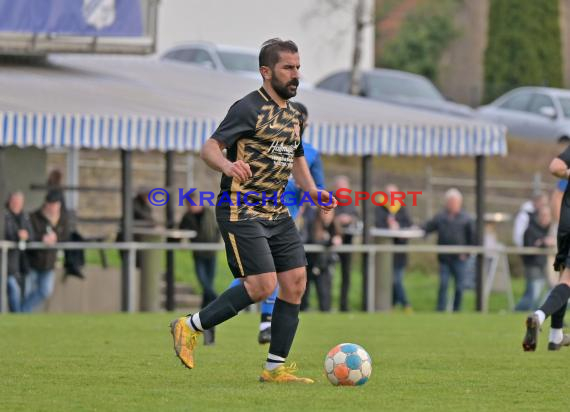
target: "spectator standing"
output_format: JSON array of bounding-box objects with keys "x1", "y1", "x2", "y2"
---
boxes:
[
  {"x1": 333, "y1": 175, "x2": 359, "y2": 312},
  {"x1": 423, "y1": 188, "x2": 475, "y2": 312},
  {"x1": 375, "y1": 184, "x2": 413, "y2": 312},
  {"x1": 22, "y1": 191, "x2": 69, "y2": 312},
  {"x1": 515, "y1": 206, "x2": 554, "y2": 311},
  {"x1": 4, "y1": 192, "x2": 33, "y2": 312},
  {"x1": 301, "y1": 207, "x2": 342, "y2": 312}
]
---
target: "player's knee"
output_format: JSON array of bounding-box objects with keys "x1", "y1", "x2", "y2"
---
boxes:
[
  {"x1": 288, "y1": 271, "x2": 307, "y2": 298},
  {"x1": 245, "y1": 276, "x2": 277, "y2": 302}
]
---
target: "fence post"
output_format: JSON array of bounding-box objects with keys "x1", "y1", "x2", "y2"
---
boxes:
[
  {"x1": 366, "y1": 248, "x2": 375, "y2": 313},
  {"x1": 533, "y1": 172, "x2": 542, "y2": 195},
  {"x1": 0, "y1": 243, "x2": 7, "y2": 313},
  {"x1": 425, "y1": 166, "x2": 433, "y2": 220}
]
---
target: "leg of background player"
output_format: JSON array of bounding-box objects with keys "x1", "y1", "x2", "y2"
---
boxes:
[
  {"x1": 258, "y1": 286, "x2": 277, "y2": 344},
  {"x1": 523, "y1": 267, "x2": 570, "y2": 351}
]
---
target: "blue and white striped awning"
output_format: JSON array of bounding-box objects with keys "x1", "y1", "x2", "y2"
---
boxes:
[
  {"x1": 0, "y1": 110, "x2": 507, "y2": 156},
  {"x1": 0, "y1": 55, "x2": 508, "y2": 157},
  {"x1": 0, "y1": 111, "x2": 217, "y2": 152},
  {"x1": 303, "y1": 122, "x2": 507, "y2": 157}
]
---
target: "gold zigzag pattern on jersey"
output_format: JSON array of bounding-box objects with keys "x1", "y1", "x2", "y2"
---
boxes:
[{"x1": 256, "y1": 104, "x2": 280, "y2": 129}]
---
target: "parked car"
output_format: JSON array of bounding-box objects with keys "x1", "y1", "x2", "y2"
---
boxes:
[
  {"x1": 161, "y1": 42, "x2": 313, "y2": 89},
  {"x1": 161, "y1": 42, "x2": 260, "y2": 79},
  {"x1": 316, "y1": 68, "x2": 474, "y2": 117},
  {"x1": 477, "y1": 87, "x2": 570, "y2": 140}
]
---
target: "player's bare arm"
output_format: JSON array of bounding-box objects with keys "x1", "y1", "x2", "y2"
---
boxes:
[
  {"x1": 200, "y1": 138, "x2": 252, "y2": 182},
  {"x1": 549, "y1": 157, "x2": 570, "y2": 179},
  {"x1": 292, "y1": 156, "x2": 337, "y2": 211}
]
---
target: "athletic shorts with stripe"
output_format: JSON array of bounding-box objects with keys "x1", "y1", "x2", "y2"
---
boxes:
[{"x1": 217, "y1": 217, "x2": 307, "y2": 278}]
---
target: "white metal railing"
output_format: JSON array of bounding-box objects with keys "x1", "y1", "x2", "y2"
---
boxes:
[{"x1": 0, "y1": 240, "x2": 556, "y2": 314}]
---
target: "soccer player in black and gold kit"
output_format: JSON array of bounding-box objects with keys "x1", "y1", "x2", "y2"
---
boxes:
[
  {"x1": 522, "y1": 145, "x2": 570, "y2": 351},
  {"x1": 170, "y1": 38, "x2": 337, "y2": 382}
]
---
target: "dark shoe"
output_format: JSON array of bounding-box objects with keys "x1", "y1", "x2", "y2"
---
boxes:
[
  {"x1": 203, "y1": 327, "x2": 215, "y2": 346},
  {"x1": 258, "y1": 327, "x2": 271, "y2": 345},
  {"x1": 522, "y1": 314, "x2": 540, "y2": 352},
  {"x1": 547, "y1": 334, "x2": 570, "y2": 351}
]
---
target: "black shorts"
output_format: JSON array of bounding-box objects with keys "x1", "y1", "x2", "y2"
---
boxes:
[{"x1": 217, "y1": 217, "x2": 307, "y2": 278}]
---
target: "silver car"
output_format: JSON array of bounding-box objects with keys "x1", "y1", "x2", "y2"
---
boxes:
[
  {"x1": 316, "y1": 68, "x2": 474, "y2": 117},
  {"x1": 477, "y1": 87, "x2": 570, "y2": 140},
  {"x1": 161, "y1": 42, "x2": 260, "y2": 79}
]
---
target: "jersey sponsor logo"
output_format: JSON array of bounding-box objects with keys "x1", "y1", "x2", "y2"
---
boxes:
[{"x1": 267, "y1": 140, "x2": 300, "y2": 155}]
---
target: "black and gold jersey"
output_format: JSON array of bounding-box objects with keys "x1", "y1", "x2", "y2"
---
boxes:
[{"x1": 212, "y1": 87, "x2": 305, "y2": 222}]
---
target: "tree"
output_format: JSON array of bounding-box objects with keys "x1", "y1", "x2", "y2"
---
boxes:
[{"x1": 484, "y1": 0, "x2": 562, "y2": 102}]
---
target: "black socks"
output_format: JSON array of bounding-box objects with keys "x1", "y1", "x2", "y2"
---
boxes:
[
  {"x1": 539, "y1": 284, "x2": 570, "y2": 318},
  {"x1": 268, "y1": 298, "x2": 300, "y2": 359},
  {"x1": 198, "y1": 282, "x2": 254, "y2": 330}
]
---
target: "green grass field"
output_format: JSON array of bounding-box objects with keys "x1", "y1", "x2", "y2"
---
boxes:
[{"x1": 1, "y1": 313, "x2": 567, "y2": 412}]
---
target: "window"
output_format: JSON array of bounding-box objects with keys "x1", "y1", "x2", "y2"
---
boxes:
[
  {"x1": 558, "y1": 97, "x2": 570, "y2": 118},
  {"x1": 193, "y1": 49, "x2": 215, "y2": 66},
  {"x1": 498, "y1": 92, "x2": 532, "y2": 111},
  {"x1": 317, "y1": 72, "x2": 351, "y2": 93},
  {"x1": 366, "y1": 73, "x2": 444, "y2": 101},
  {"x1": 528, "y1": 94, "x2": 555, "y2": 115},
  {"x1": 218, "y1": 51, "x2": 258, "y2": 73}
]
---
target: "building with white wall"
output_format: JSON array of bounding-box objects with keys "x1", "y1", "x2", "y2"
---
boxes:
[{"x1": 156, "y1": 0, "x2": 374, "y2": 83}]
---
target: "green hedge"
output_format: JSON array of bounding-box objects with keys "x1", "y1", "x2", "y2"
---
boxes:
[
  {"x1": 484, "y1": 0, "x2": 563, "y2": 102},
  {"x1": 379, "y1": 0, "x2": 460, "y2": 82}
]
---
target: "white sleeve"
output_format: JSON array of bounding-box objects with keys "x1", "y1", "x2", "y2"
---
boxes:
[{"x1": 512, "y1": 211, "x2": 529, "y2": 247}]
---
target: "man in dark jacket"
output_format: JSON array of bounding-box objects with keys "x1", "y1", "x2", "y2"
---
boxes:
[
  {"x1": 179, "y1": 196, "x2": 220, "y2": 345},
  {"x1": 22, "y1": 191, "x2": 69, "y2": 312},
  {"x1": 515, "y1": 206, "x2": 554, "y2": 311},
  {"x1": 375, "y1": 184, "x2": 413, "y2": 311},
  {"x1": 179, "y1": 197, "x2": 220, "y2": 309},
  {"x1": 333, "y1": 175, "x2": 359, "y2": 312},
  {"x1": 423, "y1": 188, "x2": 475, "y2": 312},
  {"x1": 4, "y1": 192, "x2": 33, "y2": 312},
  {"x1": 300, "y1": 207, "x2": 342, "y2": 312}
]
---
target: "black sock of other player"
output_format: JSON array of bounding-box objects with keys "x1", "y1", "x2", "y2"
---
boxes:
[
  {"x1": 266, "y1": 298, "x2": 300, "y2": 370},
  {"x1": 260, "y1": 313, "x2": 272, "y2": 324},
  {"x1": 538, "y1": 284, "x2": 570, "y2": 321},
  {"x1": 551, "y1": 301, "x2": 568, "y2": 329},
  {"x1": 189, "y1": 282, "x2": 254, "y2": 331}
]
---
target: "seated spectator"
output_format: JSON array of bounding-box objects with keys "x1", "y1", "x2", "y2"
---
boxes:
[
  {"x1": 515, "y1": 206, "x2": 555, "y2": 311},
  {"x1": 423, "y1": 188, "x2": 475, "y2": 312},
  {"x1": 22, "y1": 190, "x2": 69, "y2": 312},
  {"x1": 4, "y1": 192, "x2": 33, "y2": 312}
]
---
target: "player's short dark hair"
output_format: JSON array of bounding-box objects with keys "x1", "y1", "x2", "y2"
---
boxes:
[
  {"x1": 259, "y1": 38, "x2": 298, "y2": 69},
  {"x1": 558, "y1": 136, "x2": 570, "y2": 144}
]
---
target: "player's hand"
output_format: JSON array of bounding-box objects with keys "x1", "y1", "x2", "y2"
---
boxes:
[
  {"x1": 222, "y1": 160, "x2": 252, "y2": 182},
  {"x1": 310, "y1": 189, "x2": 337, "y2": 212}
]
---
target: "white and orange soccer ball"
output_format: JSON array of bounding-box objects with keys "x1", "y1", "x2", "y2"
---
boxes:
[{"x1": 324, "y1": 343, "x2": 372, "y2": 386}]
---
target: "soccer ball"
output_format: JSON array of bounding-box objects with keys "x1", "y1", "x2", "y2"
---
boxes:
[{"x1": 324, "y1": 343, "x2": 372, "y2": 386}]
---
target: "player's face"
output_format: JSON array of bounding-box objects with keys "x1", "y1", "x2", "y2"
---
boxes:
[{"x1": 270, "y1": 51, "x2": 300, "y2": 100}]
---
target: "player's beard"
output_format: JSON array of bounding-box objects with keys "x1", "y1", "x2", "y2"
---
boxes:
[{"x1": 271, "y1": 77, "x2": 299, "y2": 100}]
